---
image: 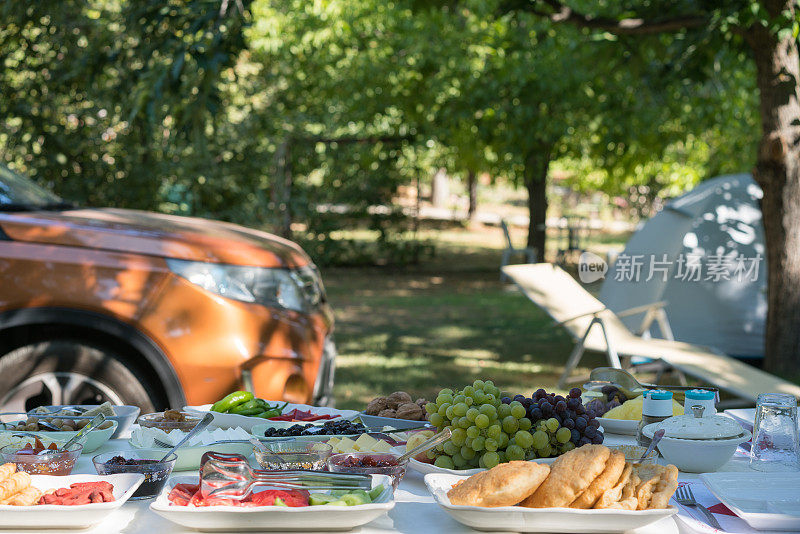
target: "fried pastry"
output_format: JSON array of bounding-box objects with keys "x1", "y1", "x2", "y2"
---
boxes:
[
  {"x1": 0, "y1": 463, "x2": 15, "y2": 485},
  {"x1": 621, "y1": 469, "x2": 640, "y2": 500},
  {"x1": 520, "y1": 444, "x2": 611, "y2": 508},
  {"x1": 593, "y1": 463, "x2": 631, "y2": 509},
  {"x1": 605, "y1": 495, "x2": 639, "y2": 510},
  {"x1": 595, "y1": 462, "x2": 640, "y2": 510},
  {"x1": 4, "y1": 486, "x2": 42, "y2": 506},
  {"x1": 570, "y1": 449, "x2": 625, "y2": 509},
  {"x1": 447, "y1": 461, "x2": 550, "y2": 507},
  {"x1": 633, "y1": 464, "x2": 678, "y2": 510},
  {"x1": 0, "y1": 472, "x2": 31, "y2": 502}
]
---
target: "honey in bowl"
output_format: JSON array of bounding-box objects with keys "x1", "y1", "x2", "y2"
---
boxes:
[{"x1": 0, "y1": 440, "x2": 82, "y2": 476}]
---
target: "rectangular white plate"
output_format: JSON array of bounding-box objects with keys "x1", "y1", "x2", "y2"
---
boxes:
[
  {"x1": 0, "y1": 473, "x2": 143, "y2": 529},
  {"x1": 150, "y1": 474, "x2": 394, "y2": 532},
  {"x1": 357, "y1": 413, "x2": 431, "y2": 430},
  {"x1": 724, "y1": 408, "x2": 800, "y2": 434},
  {"x1": 410, "y1": 456, "x2": 556, "y2": 477},
  {"x1": 424, "y1": 473, "x2": 677, "y2": 533},
  {"x1": 700, "y1": 472, "x2": 800, "y2": 531},
  {"x1": 185, "y1": 402, "x2": 359, "y2": 432}
]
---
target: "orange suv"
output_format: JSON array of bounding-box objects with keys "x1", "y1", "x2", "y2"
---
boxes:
[{"x1": 0, "y1": 165, "x2": 336, "y2": 412}]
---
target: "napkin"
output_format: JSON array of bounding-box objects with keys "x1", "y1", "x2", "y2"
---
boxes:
[
  {"x1": 672, "y1": 481, "x2": 786, "y2": 534},
  {"x1": 129, "y1": 426, "x2": 250, "y2": 448}
]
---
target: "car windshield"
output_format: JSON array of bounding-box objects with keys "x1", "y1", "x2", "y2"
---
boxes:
[{"x1": 0, "y1": 165, "x2": 70, "y2": 210}]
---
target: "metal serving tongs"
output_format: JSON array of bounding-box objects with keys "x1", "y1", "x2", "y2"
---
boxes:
[
  {"x1": 584, "y1": 367, "x2": 720, "y2": 403},
  {"x1": 199, "y1": 452, "x2": 373, "y2": 500}
]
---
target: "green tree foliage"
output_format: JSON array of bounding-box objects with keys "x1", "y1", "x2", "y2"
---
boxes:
[
  {"x1": 247, "y1": 0, "x2": 437, "y2": 264},
  {"x1": 0, "y1": 0, "x2": 257, "y2": 218},
  {"x1": 0, "y1": 0, "x2": 772, "y2": 276},
  {"x1": 502, "y1": 0, "x2": 799, "y2": 375}
]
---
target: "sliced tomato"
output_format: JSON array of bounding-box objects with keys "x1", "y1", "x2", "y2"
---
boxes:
[{"x1": 250, "y1": 489, "x2": 309, "y2": 507}]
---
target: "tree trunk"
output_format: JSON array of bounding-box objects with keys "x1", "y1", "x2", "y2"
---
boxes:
[
  {"x1": 748, "y1": 5, "x2": 800, "y2": 377},
  {"x1": 524, "y1": 144, "x2": 553, "y2": 258},
  {"x1": 467, "y1": 169, "x2": 478, "y2": 220}
]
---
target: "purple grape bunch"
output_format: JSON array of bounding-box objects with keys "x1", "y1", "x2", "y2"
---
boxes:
[
  {"x1": 583, "y1": 385, "x2": 629, "y2": 418},
  {"x1": 501, "y1": 387, "x2": 604, "y2": 457}
]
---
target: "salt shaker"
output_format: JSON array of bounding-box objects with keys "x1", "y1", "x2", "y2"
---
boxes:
[
  {"x1": 684, "y1": 389, "x2": 716, "y2": 415},
  {"x1": 636, "y1": 389, "x2": 673, "y2": 448}
]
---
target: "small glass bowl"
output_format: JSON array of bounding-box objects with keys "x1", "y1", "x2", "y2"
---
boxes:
[
  {"x1": 0, "y1": 442, "x2": 82, "y2": 475},
  {"x1": 327, "y1": 452, "x2": 407, "y2": 489},
  {"x1": 609, "y1": 444, "x2": 658, "y2": 465},
  {"x1": 137, "y1": 412, "x2": 200, "y2": 432},
  {"x1": 254, "y1": 441, "x2": 332, "y2": 470},
  {"x1": 93, "y1": 451, "x2": 177, "y2": 500}
]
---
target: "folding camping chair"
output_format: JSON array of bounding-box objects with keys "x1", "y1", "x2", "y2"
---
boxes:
[
  {"x1": 499, "y1": 220, "x2": 537, "y2": 281},
  {"x1": 502, "y1": 263, "x2": 800, "y2": 404}
]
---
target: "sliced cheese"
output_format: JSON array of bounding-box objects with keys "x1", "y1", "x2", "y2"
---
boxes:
[
  {"x1": 354, "y1": 434, "x2": 377, "y2": 450},
  {"x1": 371, "y1": 440, "x2": 392, "y2": 453},
  {"x1": 336, "y1": 437, "x2": 357, "y2": 452}
]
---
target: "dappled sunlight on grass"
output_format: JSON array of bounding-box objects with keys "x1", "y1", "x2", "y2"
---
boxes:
[
  {"x1": 327, "y1": 225, "x2": 622, "y2": 410},
  {"x1": 425, "y1": 324, "x2": 480, "y2": 341}
]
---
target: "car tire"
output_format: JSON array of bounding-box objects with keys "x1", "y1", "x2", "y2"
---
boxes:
[{"x1": 0, "y1": 339, "x2": 161, "y2": 412}]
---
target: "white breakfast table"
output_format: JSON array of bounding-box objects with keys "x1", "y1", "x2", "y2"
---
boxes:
[{"x1": 42, "y1": 428, "x2": 770, "y2": 534}]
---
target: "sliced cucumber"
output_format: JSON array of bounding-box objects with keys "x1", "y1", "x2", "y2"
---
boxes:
[
  {"x1": 309, "y1": 494, "x2": 337, "y2": 506},
  {"x1": 368, "y1": 485, "x2": 386, "y2": 501}
]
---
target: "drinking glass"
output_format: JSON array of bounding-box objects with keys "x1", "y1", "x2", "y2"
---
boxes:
[{"x1": 750, "y1": 393, "x2": 799, "y2": 471}]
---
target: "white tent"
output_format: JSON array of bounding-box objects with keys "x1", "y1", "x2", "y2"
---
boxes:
[{"x1": 599, "y1": 174, "x2": 766, "y2": 358}]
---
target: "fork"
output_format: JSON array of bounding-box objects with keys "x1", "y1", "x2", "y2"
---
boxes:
[
  {"x1": 674, "y1": 484, "x2": 722, "y2": 530},
  {"x1": 152, "y1": 437, "x2": 173, "y2": 448}
]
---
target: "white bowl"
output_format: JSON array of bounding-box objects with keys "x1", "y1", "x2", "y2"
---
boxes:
[
  {"x1": 29, "y1": 405, "x2": 140, "y2": 438},
  {"x1": 643, "y1": 423, "x2": 750, "y2": 473},
  {"x1": 0, "y1": 420, "x2": 118, "y2": 453}
]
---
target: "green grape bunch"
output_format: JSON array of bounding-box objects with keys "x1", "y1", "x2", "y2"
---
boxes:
[{"x1": 424, "y1": 380, "x2": 534, "y2": 470}]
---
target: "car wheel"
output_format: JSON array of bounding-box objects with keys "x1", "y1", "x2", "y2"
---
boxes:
[{"x1": 0, "y1": 340, "x2": 160, "y2": 412}]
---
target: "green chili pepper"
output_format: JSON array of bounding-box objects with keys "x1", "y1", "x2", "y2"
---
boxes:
[
  {"x1": 211, "y1": 391, "x2": 254, "y2": 413},
  {"x1": 255, "y1": 409, "x2": 282, "y2": 419},
  {"x1": 232, "y1": 407, "x2": 264, "y2": 416},
  {"x1": 229, "y1": 399, "x2": 261, "y2": 414}
]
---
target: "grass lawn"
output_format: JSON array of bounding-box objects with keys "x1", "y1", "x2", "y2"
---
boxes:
[{"x1": 326, "y1": 223, "x2": 628, "y2": 410}]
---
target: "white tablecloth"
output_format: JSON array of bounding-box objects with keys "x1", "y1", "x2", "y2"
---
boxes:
[{"x1": 28, "y1": 432, "x2": 763, "y2": 533}]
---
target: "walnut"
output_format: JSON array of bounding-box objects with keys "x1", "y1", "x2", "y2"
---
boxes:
[
  {"x1": 385, "y1": 391, "x2": 413, "y2": 409},
  {"x1": 395, "y1": 402, "x2": 425, "y2": 421},
  {"x1": 377, "y1": 409, "x2": 397, "y2": 418},
  {"x1": 163, "y1": 410, "x2": 186, "y2": 422},
  {"x1": 414, "y1": 398, "x2": 428, "y2": 408},
  {"x1": 365, "y1": 397, "x2": 388, "y2": 415}
]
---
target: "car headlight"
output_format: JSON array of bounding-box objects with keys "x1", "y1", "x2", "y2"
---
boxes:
[{"x1": 167, "y1": 259, "x2": 322, "y2": 313}]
